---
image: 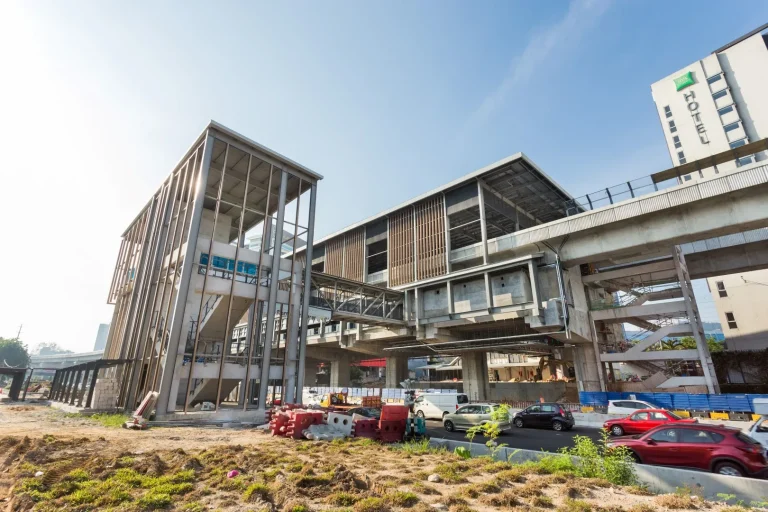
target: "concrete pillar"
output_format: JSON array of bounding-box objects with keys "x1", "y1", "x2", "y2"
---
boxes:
[
  {"x1": 462, "y1": 352, "x2": 490, "y2": 401},
  {"x1": 330, "y1": 352, "x2": 351, "y2": 388},
  {"x1": 385, "y1": 355, "x2": 409, "y2": 389},
  {"x1": 303, "y1": 358, "x2": 320, "y2": 389},
  {"x1": 574, "y1": 344, "x2": 602, "y2": 391}
]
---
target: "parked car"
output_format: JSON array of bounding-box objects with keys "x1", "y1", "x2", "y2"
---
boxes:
[
  {"x1": 413, "y1": 393, "x2": 469, "y2": 420},
  {"x1": 604, "y1": 409, "x2": 696, "y2": 436},
  {"x1": 443, "y1": 403, "x2": 511, "y2": 433},
  {"x1": 345, "y1": 407, "x2": 382, "y2": 420},
  {"x1": 747, "y1": 415, "x2": 768, "y2": 449},
  {"x1": 607, "y1": 423, "x2": 768, "y2": 478},
  {"x1": 607, "y1": 399, "x2": 660, "y2": 415},
  {"x1": 513, "y1": 403, "x2": 575, "y2": 431}
]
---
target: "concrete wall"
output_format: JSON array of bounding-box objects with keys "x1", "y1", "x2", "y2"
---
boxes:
[
  {"x1": 489, "y1": 269, "x2": 532, "y2": 306},
  {"x1": 708, "y1": 269, "x2": 768, "y2": 350},
  {"x1": 489, "y1": 382, "x2": 566, "y2": 402},
  {"x1": 453, "y1": 278, "x2": 487, "y2": 312},
  {"x1": 423, "y1": 286, "x2": 449, "y2": 318}
]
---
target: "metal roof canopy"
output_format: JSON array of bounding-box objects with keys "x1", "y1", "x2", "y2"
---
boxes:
[
  {"x1": 299, "y1": 153, "x2": 573, "y2": 252},
  {"x1": 651, "y1": 137, "x2": 768, "y2": 184},
  {"x1": 122, "y1": 121, "x2": 322, "y2": 237}
]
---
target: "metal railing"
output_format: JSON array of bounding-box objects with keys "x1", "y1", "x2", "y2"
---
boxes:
[{"x1": 565, "y1": 175, "x2": 680, "y2": 216}]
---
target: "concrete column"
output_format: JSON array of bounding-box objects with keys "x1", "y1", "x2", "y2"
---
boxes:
[
  {"x1": 385, "y1": 355, "x2": 409, "y2": 388},
  {"x1": 304, "y1": 359, "x2": 319, "y2": 389},
  {"x1": 574, "y1": 344, "x2": 602, "y2": 391},
  {"x1": 329, "y1": 351, "x2": 351, "y2": 388},
  {"x1": 462, "y1": 352, "x2": 490, "y2": 401}
]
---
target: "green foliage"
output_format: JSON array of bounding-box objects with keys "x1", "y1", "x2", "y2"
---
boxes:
[
  {"x1": 137, "y1": 490, "x2": 173, "y2": 509},
  {"x1": 394, "y1": 438, "x2": 442, "y2": 455},
  {"x1": 386, "y1": 490, "x2": 419, "y2": 507},
  {"x1": 0, "y1": 337, "x2": 30, "y2": 368},
  {"x1": 353, "y1": 496, "x2": 389, "y2": 512},
  {"x1": 561, "y1": 431, "x2": 635, "y2": 485},
  {"x1": 243, "y1": 482, "x2": 271, "y2": 502},
  {"x1": 327, "y1": 492, "x2": 359, "y2": 506},
  {"x1": 87, "y1": 413, "x2": 130, "y2": 428},
  {"x1": 454, "y1": 446, "x2": 471, "y2": 460}
]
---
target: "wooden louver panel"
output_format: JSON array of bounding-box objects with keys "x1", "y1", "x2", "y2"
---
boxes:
[
  {"x1": 389, "y1": 207, "x2": 415, "y2": 286},
  {"x1": 415, "y1": 196, "x2": 447, "y2": 280},
  {"x1": 343, "y1": 228, "x2": 364, "y2": 281},
  {"x1": 325, "y1": 236, "x2": 344, "y2": 277}
]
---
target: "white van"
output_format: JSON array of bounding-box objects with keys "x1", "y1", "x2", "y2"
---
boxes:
[
  {"x1": 607, "y1": 399, "x2": 660, "y2": 415},
  {"x1": 413, "y1": 393, "x2": 469, "y2": 420}
]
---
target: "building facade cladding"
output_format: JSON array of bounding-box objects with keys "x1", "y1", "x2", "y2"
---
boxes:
[
  {"x1": 102, "y1": 122, "x2": 321, "y2": 415},
  {"x1": 651, "y1": 25, "x2": 768, "y2": 351}
]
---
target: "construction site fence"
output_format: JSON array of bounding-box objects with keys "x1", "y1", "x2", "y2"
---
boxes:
[
  {"x1": 580, "y1": 391, "x2": 768, "y2": 414},
  {"x1": 301, "y1": 386, "x2": 459, "y2": 400}
]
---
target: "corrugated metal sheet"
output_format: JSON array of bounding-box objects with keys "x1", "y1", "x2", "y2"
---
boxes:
[
  {"x1": 591, "y1": 209, "x2": 617, "y2": 228},
  {"x1": 726, "y1": 166, "x2": 768, "y2": 191},
  {"x1": 548, "y1": 220, "x2": 571, "y2": 238},
  {"x1": 614, "y1": 202, "x2": 642, "y2": 221},
  {"x1": 570, "y1": 214, "x2": 596, "y2": 232},
  {"x1": 698, "y1": 177, "x2": 731, "y2": 198},
  {"x1": 639, "y1": 194, "x2": 670, "y2": 214},
  {"x1": 667, "y1": 186, "x2": 701, "y2": 206}
]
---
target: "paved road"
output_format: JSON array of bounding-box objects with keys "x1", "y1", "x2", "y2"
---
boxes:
[{"x1": 425, "y1": 420, "x2": 602, "y2": 453}]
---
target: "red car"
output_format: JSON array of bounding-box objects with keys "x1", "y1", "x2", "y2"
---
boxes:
[
  {"x1": 604, "y1": 409, "x2": 696, "y2": 436},
  {"x1": 608, "y1": 423, "x2": 768, "y2": 478}
]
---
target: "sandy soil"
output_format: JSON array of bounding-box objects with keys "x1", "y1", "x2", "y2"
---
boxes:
[{"x1": 0, "y1": 403, "x2": 763, "y2": 512}]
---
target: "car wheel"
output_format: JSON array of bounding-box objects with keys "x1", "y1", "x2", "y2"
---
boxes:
[
  {"x1": 514, "y1": 418, "x2": 524, "y2": 428},
  {"x1": 444, "y1": 420, "x2": 455, "y2": 432},
  {"x1": 416, "y1": 410, "x2": 425, "y2": 419},
  {"x1": 714, "y1": 461, "x2": 745, "y2": 477},
  {"x1": 552, "y1": 420, "x2": 564, "y2": 431},
  {"x1": 611, "y1": 425, "x2": 624, "y2": 436},
  {"x1": 628, "y1": 451, "x2": 641, "y2": 463}
]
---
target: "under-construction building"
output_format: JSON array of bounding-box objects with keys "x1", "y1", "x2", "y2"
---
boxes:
[{"x1": 97, "y1": 122, "x2": 320, "y2": 418}]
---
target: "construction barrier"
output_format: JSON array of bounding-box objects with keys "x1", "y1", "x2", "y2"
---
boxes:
[{"x1": 351, "y1": 419, "x2": 378, "y2": 439}]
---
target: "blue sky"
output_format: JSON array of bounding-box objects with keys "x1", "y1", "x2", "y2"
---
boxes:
[{"x1": 2, "y1": 1, "x2": 765, "y2": 350}]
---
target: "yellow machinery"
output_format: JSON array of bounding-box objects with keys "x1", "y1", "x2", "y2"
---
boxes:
[{"x1": 320, "y1": 392, "x2": 350, "y2": 408}]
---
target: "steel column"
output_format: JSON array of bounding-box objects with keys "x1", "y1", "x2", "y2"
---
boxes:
[{"x1": 295, "y1": 183, "x2": 317, "y2": 401}]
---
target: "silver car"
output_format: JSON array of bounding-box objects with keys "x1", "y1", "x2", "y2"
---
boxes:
[{"x1": 443, "y1": 403, "x2": 511, "y2": 433}]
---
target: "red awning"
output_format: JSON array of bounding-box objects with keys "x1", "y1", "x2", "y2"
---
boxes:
[{"x1": 352, "y1": 358, "x2": 387, "y2": 368}]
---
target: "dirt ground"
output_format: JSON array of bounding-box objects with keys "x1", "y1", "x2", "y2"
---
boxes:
[{"x1": 0, "y1": 403, "x2": 763, "y2": 512}]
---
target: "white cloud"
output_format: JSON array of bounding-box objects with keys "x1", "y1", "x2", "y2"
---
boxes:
[{"x1": 465, "y1": 0, "x2": 612, "y2": 129}]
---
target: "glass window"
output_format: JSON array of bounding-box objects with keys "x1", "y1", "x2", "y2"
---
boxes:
[
  {"x1": 680, "y1": 429, "x2": 719, "y2": 444},
  {"x1": 729, "y1": 139, "x2": 747, "y2": 149},
  {"x1": 724, "y1": 122, "x2": 740, "y2": 133},
  {"x1": 630, "y1": 402, "x2": 647, "y2": 409},
  {"x1": 718, "y1": 105, "x2": 734, "y2": 116},
  {"x1": 527, "y1": 405, "x2": 542, "y2": 413},
  {"x1": 735, "y1": 432, "x2": 760, "y2": 445},
  {"x1": 669, "y1": 120, "x2": 677, "y2": 133},
  {"x1": 457, "y1": 405, "x2": 476, "y2": 414},
  {"x1": 667, "y1": 411, "x2": 682, "y2": 420},
  {"x1": 679, "y1": 158, "x2": 687, "y2": 164},
  {"x1": 649, "y1": 428, "x2": 678, "y2": 442},
  {"x1": 542, "y1": 405, "x2": 556, "y2": 412},
  {"x1": 414, "y1": 396, "x2": 424, "y2": 403},
  {"x1": 457, "y1": 395, "x2": 469, "y2": 404},
  {"x1": 713, "y1": 89, "x2": 728, "y2": 100},
  {"x1": 755, "y1": 418, "x2": 768, "y2": 433},
  {"x1": 673, "y1": 136, "x2": 682, "y2": 149},
  {"x1": 664, "y1": 106, "x2": 672, "y2": 118},
  {"x1": 738, "y1": 157, "x2": 753, "y2": 167},
  {"x1": 482, "y1": 406, "x2": 492, "y2": 414},
  {"x1": 652, "y1": 412, "x2": 669, "y2": 420},
  {"x1": 684, "y1": 175, "x2": 692, "y2": 181},
  {"x1": 631, "y1": 412, "x2": 650, "y2": 421},
  {"x1": 707, "y1": 74, "x2": 722, "y2": 85},
  {"x1": 716, "y1": 281, "x2": 727, "y2": 298},
  {"x1": 726, "y1": 312, "x2": 738, "y2": 329}
]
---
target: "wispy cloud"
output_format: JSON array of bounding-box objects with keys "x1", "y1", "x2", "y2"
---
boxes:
[{"x1": 464, "y1": 0, "x2": 612, "y2": 130}]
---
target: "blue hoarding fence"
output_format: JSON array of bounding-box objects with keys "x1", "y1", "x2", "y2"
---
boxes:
[{"x1": 579, "y1": 391, "x2": 768, "y2": 413}]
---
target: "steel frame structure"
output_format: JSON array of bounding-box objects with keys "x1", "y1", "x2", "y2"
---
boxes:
[{"x1": 102, "y1": 122, "x2": 320, "y2": 416}]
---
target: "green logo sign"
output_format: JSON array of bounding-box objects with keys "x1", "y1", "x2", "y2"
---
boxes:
[{"x1": 674, "y1": 71, "x2": 695, "y2": 91}]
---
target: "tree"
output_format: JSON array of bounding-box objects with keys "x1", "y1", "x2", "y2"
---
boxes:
[
  {"x1": 0, "y1": 337, "x2": 30, "y2": 368},
  {"x1": 35, "y1": 342, "x2": 72, "y2": 356},
  {"x1": 660, "y1": 336, "x2": 723, "y2": 353}
]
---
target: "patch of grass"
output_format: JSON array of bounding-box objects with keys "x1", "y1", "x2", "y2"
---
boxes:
[
  {"x1": 353, "y1": 496, "x2": 390, "y2": 512},
  {"x1": 63, "y1": 488, "x2": 97, "y2": 505},
  {"x1": 433, "y1": 462, "x2": 469, "y2": 484},
  {"x1": 493, "y1": 467, "x2": 528, "y2": 484},
  {"x1": 721, "y1": 507, "x2": 750, "y2": 512},
  {"x1": 88, "y1": 413, "x2": 130, "y2": 428},
  {"x1": 654, "y1": 494, "x2": 699, "y2": 509},
  {"x1": 624, "y1": 485, "x2": 653, "y2": 496},
  {"x1": 559, "y1": 498, "x2": 592, "y2": 512},
  {"x1": 137, "y1": 490, "x2": 173, "y2": 509},
  {"x1": 393, "y1": 438, "x2": 441, "y2": 455},
  {"x1": 117, "y1": 455, "x2": 136, "y2": 466},
  {"x1": 285, "y1": 462, "x2": 304, "y2": 473},
  {"x1": 409, "y1": 482, "x2": 440, "y2": 495},
  {"x1": 327, "y1": 492, "x2": 359, "y2": 506},
  {"x1": 180, "y1": 503, "x2": 206, "y2": 512},
  {"x1": 628, "y1": 505, "x2": 655, "y2": 512},
  {"x1": 479, "y1": 490, "x2": 519, "y2": 507},
  {"x1": 449, "y1": 505, "x2": 477, "y2": 512},
  {"x1": 385, "y1": 490, "x2": 419, "y2": 507},
  {"x1": 516, "y1": 480, "x2": 550, "y2": 498},
  {"x1": 291, "y1": 471, "x2": 334, "y2": 488},
  {"x1": 532, "y1": 495, "x2": 554, "y2": 508},
  {"x1": 482, "y1": 460, "x2": 513, "y2": 473},
  {"x1": 243, "y1": 482, "x2": 271, "y2": 502}
]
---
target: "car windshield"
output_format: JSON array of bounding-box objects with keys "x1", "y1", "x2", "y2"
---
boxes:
[{"x1": 666, "y1": 411, "x2": 682, "y2": 420}]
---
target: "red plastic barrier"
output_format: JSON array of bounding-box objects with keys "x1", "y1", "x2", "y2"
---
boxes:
[
  {"x1": 352, "y1": 418, "x2": 378, "y2": 439},
  {"x1": 269, "y1": 411, "x2": 290, "y2": 436},
  {"x1": 285, "y1": 410, "x2": 325, "y2": 439},
  {"x1": 380, "y1": 404, "x2": 409, "y2": 422},
  {"x1": 378, "y1": 419, "x2": 406, "y2": 443}
]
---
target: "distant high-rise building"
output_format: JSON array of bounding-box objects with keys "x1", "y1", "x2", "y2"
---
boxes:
[{"x1": 93, "y1": 323, "x2": 110, "y2": 352}]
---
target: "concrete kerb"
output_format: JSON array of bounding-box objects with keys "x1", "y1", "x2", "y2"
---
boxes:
[{"x1": 428, "y1": 438, "x2": 768, "y2": 504}]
